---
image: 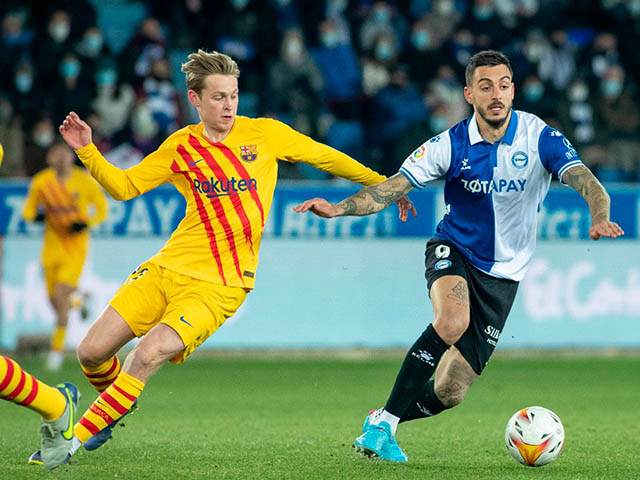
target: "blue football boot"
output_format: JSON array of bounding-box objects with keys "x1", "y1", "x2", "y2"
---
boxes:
[
  {"x1": 360, "y1": 410, "x2": 408, "y2": 462},
  {"x1": 84, "y1": 400, "x2": 138, "y2": 451}
]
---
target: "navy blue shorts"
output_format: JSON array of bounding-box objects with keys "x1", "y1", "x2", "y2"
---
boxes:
[{"x1": 424, "y1": 238, "x2": 519, "y2": 375}]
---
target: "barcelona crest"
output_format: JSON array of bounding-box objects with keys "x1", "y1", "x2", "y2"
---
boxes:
[{"x1": 239, "y1": 144, "x2": 258, "y2": 162}]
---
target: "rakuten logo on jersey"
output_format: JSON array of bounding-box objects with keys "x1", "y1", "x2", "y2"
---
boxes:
[
  {"x1": 460, "y1": 178, "x2": 527, "y2": 194},
  {"x1": 193, "y1": 177, "x2": 258, "y2": 197}
]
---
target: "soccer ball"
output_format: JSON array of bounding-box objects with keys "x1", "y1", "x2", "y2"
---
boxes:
[{"x1": 504, "y1": 406, "x2": 565, "y2": 467}]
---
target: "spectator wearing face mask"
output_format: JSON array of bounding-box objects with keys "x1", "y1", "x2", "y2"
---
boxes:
[
  {"x1": 92, "y1": 63, "x2": 136, "y2": 141},
  {"x1": 24, "y1": 116, "x2": 57, "y2": 176},
  {"x1": 0, "y1": 9, "x2": 35, "y2": 88},
  {"x1": 556, "y1": 79, "x2": 602, "y2": 176},
  {"x1": 33, "y1": 10, "x2": 73, "y2": 79},
  {"x1": 138, "y1": 58, "x2": 183, "y2": 138},
  {"x1": 359, "y1": 2, "x2": 406, "y2": 54},
  {"x1": 402, "y1": 20, "x2": 449, "y2": 85},
  {"x1": 76, "y1": 26, "x2": 109, "y2": 82},
  {"x1": 52, "y1": 53, "x2": 93, "y2": 122},
  {"x1": 9, "y1": 59, "x2": 45, "y2": 125},
  {"x1": 463, "y1": 0, "x2": 511, "y2": 50},
  {"x1": 593, "y1": 65, "x2": 640, "y2": 181},
  {"x1": 266, "y1": 28, "x2": 323, "y2": 134},
  {"x1": 310, "y1": 19, "x2": 362, "y2": 118},
  {"x1": 538, "y1": 29, "x2": 576, "y2": 92},
  {"x1": 516, "y1": 74, "x2": 556, "y2": 122},
  {"x1": 367, "y1": 64, "x2": 428, "y2": 176}
]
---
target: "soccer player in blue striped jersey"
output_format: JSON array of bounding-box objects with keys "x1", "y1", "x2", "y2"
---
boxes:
[{"x1": 295, "y1": 50, "x2": 624, "y2": 462}]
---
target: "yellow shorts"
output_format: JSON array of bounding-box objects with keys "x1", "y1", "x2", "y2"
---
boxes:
[
  {"x1": 109, "y1": 261, "x2": 248, "y2": 363},
  {"x1": 43, "y1": 258, "x2": 85, "y2": 297}
]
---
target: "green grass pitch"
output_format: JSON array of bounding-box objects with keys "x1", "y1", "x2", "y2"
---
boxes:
[{"x1": 1, "y1": 352, "x2": 638, "y2": 479}]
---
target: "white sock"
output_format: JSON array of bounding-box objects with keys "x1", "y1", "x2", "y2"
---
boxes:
[
  {"x1": 369, "y1": 408, "x2": 400, "y2": 435},
  {"x1": 70, "y1": 436, "x2": 82, "y2": 455}
]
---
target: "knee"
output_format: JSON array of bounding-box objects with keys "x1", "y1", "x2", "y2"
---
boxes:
[
  {"x1": 127, "y1": 343, "x2": 163, "y2": 372},
  {"x1": 434, "y1": 379, "x2": 469, "y2": 408},
  {"x1": 433, "y1": 312, "x2": 470, "y2": 344},
  {"x1": 76, "y1": 340, "x2": 108, "y2": 367}
]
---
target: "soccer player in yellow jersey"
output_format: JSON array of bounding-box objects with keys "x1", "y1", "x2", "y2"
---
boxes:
[
  {"x1": 33, "y1": 49, "x2": 415, "y2": 466},
  {"x1": 1, "y1": 355, "x2": 79, "y2": 469},
  {"x1": 23, "y1": 142, "x2": 108, "y2": 371}
]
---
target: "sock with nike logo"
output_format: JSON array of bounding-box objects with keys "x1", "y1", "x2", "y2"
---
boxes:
[
  {"x1": 0, "y1": 355, "x2": 66, "y2": 421},
  {"x1": 74, "y1": 371, "x2": 144, "y2": 443}
]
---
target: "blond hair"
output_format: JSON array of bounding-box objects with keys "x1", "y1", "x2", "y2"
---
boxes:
[{"x1": 181, "y1": 49, "x2": 240, "y2": 95}]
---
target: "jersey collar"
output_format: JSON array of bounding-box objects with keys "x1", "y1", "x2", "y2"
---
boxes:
[{"x1": 468, "y1": 109, "x2": 518, "y2": 145}]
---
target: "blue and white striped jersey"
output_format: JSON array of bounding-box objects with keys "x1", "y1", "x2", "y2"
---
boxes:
[{"x1": 400, "y1": 110, "x2": 583, "y2": 281}]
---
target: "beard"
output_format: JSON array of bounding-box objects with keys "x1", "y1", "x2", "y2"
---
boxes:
[{"x1": 477, "y1": 103, "x2": 509, "y2": 129}]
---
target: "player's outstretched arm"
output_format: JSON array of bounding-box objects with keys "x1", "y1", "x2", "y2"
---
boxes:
[
  {"x1": 562, "y1": 165, "x2": 624, "y2": 240},
  {"x1": 294, "y1": 173, "x2": 416, "y2": 219}
]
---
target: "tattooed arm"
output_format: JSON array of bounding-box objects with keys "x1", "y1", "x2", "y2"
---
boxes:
[
  {"x1": 293, "y1": 173, "x2": 416, "y2": 219},
  {"x1": 562, "y1": 165, "x2": 624, "y2": 240}
]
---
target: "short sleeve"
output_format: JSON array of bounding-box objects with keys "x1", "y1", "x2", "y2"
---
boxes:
[
  {"x1": 399, "y1": 132, "x2": 451, "y2": 188},
  {"x1": 538, "y1": 126, "x2": 583, "y2": 184}
]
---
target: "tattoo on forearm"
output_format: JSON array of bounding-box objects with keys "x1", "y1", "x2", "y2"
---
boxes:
[
  {"x1": 337, "y1": 174, "x2": 412, "y2": 216},
  {"x1": 563, "y1": 166, "x2": 610, "y2": 223},
  {"x1": 447, "y1": 281, "x2": 469, "y2": 308}
]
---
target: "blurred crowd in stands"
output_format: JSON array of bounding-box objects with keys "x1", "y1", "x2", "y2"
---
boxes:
[{"x1": 1, "y1": 0, "x2": 639, "y2": 181}]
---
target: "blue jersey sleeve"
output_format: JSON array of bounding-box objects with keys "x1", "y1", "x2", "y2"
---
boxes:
[{"x1": 538, "y1": 126, "x2": 583, "y2": 184}]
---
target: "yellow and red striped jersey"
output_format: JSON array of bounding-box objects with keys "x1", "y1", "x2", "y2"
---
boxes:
[
  {"x1": 75, "y1": 116, "x2": 385, "y2": 288},
  {"x1": 22, "y1": 167, "x2": 108, "y2": 265}
]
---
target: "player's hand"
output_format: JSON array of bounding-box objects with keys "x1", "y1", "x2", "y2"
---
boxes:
[
  {"x1": 395, "y1": 195, "x2": 417, "y2": 222},
  {"x1": 59, "y1": 112, "x2": 92, "y2": 150},
  {"x1": 70, "y1": 221, "x2": 88, "y2": 233},
  {"x1": 589, "y1": 220, "x2": 624, "y2": 240},
  {"x1": 293, "y1": 198, "x2": 341, "y2": 218}
]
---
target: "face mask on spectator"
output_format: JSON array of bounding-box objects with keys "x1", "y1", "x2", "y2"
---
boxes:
[
  {"x1": 231, "y1": 0, "x2": 249, "y2": 10},
  {"x1": 33, "y1": 130, "x2": 54, "y2": 148},
  {"x1": 284, "y1": 40, "x2": 303, "y2": 61},
  {"x1": 84, "y1": 34, "x2": 103, "y2": 54},
  {"x1": 96, "y1": 69, "x2": 117, "y2": 86},
  {"x1": 569, "y1": 84, "x2": 588, "y2": 102},
  {"x1": 631, "y1": 0, "x2": 640, "y2": 15},
  {"x1": 373, "y1": 7, "x2": 390, "y2": 23},
  {"x1": 49, "y1": 21, "x2": 70, "y2": 42},
  {"x1": 411, "y1": 30, "x2": 430, "y2": 50},
  {"x1": 523, "y1": 83, "x2": 544, "y2": 102},
  {"x1": 525, "y1": 42, "x2": 544, "y2": 62},
  {"x1": 321, "y1": 31, "x2": 339, "y2": 49},
  {"x1": 436, "y1": 0, "x2": 455, "y2": 15},
  {"x1": 430, "y1": 115, "x2": 448, "y2": 132},
  {"x1": 602, "y1": 79, "x2": 622, "y2": 98},
  {"x1": 60, "y1": 59, "x2": 81, "y2": 79},
  {"x1": 15, "y1": 73, "x2": 33, "y2": 93},
  {"x1": 329, "y1": 0, "x2": 347, "y2": 12},
  {"x1": 375, "y1": 42, "x2": 394, "y2": 61},
  {"x1": 473, "y1": 6, "x2": 494, "y2": 20}
]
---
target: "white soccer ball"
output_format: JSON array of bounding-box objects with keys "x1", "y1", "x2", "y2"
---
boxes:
[{"x1": 504, "y1": 406, "x2": 565, "y2": 467}]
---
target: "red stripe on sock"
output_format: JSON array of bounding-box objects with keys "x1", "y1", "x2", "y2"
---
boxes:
[
  {"x1": 5, "y1": 369, "x2": 26, "y2": 400},
  {"x1": 100, "y1": 391, "x2": 128, "y2": 415},
  {"x1": 84, "y1": 357, "x2": 120, "y2": 379},
  {"x1": 19, "y1": 375, "x2": 39, "y2": 405},
  {"x1": 112, "y1": 384, "x2": 137, "y2": 403},
  {"x1": 91, "y1": 378, "x2": 118, "y2": 388},
  {"x1": 79, "y1": 417, "x2": 101, "y2": 435},
  {"x1": 0, "y1": 356, "x2": 15, "y2": 392},
  {"x1": 89, "y1": 403, "x2": 115, "y2": 424}
]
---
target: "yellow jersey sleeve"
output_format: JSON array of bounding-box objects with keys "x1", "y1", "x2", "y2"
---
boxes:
[
  {"x1": 22, "y1": 174, "x2": 43, "y2": 222},
  {"x1": 263, "y1": 119, "x2": 386, "y2": 186},
  {"x1": 75, "y1": 142, "x2": 174, "y2": 200}
]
